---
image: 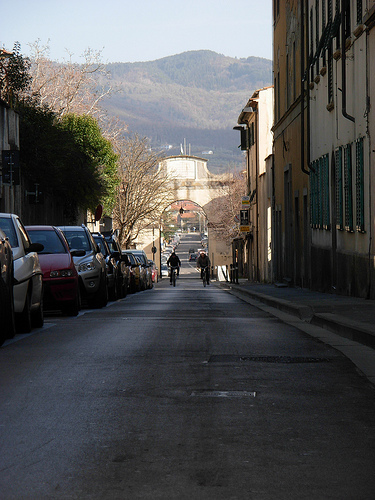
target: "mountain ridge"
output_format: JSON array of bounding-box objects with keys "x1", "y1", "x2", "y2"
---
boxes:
[{"x1": 102, "y1": 50, "x2": 273, "y2": 172}]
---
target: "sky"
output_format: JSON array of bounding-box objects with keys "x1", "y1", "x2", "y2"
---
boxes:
[{"x1": 0, "y1": 0, "x2": 273, "y2": 64}]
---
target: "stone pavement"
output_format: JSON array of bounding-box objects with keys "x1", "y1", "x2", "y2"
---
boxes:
[{"x1": 216, "y1": 279, "x2": 375, "y2": 386}]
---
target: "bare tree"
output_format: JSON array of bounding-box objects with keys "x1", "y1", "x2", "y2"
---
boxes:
[
  {"x1": 26, "y1": 40, "x2": 112, "y2": 120},
  {"x1": 113, "y1": 134, "x2": 177, "y2": 248},
  {"x1": 207, "y1": 171, "x2": 247, "y2": 244}
]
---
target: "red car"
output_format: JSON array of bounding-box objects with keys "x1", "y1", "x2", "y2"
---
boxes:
[{"x1": 26, "y1": 225, "x2": 84, "y2": 316}]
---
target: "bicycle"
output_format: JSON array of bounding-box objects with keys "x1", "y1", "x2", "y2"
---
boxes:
[
  {"x1": 169, "y1": 266, "x2": 178, "y2": 287},
  {"x1": 199, "y1": 266, "x2": 209, "y2": 287}
]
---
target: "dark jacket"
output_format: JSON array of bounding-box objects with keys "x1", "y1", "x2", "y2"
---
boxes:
[
  {"x1": 196, "y1": 254, "x2": 210, "y2": 268},
  {"x1": 167, "y1": 253, "x2": 181, "y2": 267}
]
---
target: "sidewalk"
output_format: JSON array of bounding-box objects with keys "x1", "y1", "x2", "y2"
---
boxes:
[{"x1": 216, "y1": 279, "x2": 375, "y2": 385}]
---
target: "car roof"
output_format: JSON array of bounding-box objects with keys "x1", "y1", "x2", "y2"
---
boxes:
[
  {"x1": 26, "y1": 225, "x2": 55, "y2": 230},
  {"x1": 59, "y1": 226, "x2": 86, "y2": 231}
]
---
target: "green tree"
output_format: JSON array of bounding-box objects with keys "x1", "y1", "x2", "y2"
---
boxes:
[
  {"x1": 0, "y1": 42, "x2": 31, "y2": 106},
  {"x1": 59, "y1": 114, "x2": 119, "y2": 213}
]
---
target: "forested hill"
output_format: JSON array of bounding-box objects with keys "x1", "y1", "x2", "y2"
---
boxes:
[{"x1": 102, "y1": 50, "x2": 272, "y2": 172}]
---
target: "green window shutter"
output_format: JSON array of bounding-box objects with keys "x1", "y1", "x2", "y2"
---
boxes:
[
  {"x1": 309, "y1": 162, "x2": 314, "y2": 226},
  {"x1": 318, "y1": 157, "x2": 323, "y2": 228},
  {"x1": 310, "y1": 160, "x2": 317, "y2": 227},
  {"x1": 335, "y1": 147, "x2": 343, "y2": 230},
  {"x1": 355, "y1": 137, "x2": 365, "y2": 232},
  {"x1": 344, "y1": 143, "x2": 353, "y2": 232},
  {"x1": 240, "y1": 128, "x2": 249, "y2": 150},
  {"x1": 322, "y1": 154, "x2": 330, "y2": 229}
]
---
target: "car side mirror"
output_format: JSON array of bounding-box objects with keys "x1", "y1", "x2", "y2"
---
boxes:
[
  {"x1": 27, "y1": 242, "x2": 44, "y2": 253},
  {"x1": 71, "y1": 249, "x2": 86, "y2": 257}
]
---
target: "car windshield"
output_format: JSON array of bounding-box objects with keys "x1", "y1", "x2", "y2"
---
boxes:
[
  {"x1": 63, "y1": 231, "x2": 91, "y2": 252},
  {"x1": 0, "y1": 217, "x2": 18, "y2": 247},
  {"x1": 28, "y1": 229, "x2": 67, "y2": 254},
  {"x1": 126, "y1": 253, "x2": 135, "y2": 265}
]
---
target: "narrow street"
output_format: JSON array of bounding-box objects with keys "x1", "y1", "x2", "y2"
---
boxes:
[{"x1": 0, "y1": 234, "x2": 374, "y2": 499}]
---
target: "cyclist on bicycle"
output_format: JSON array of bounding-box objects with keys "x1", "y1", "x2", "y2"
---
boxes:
[
  {"x1": 167, "y1": 250, "x2": 181, "y2": 285},
  {"x1": 196, "y1": 250, "x2": 210, "y2": 285}
]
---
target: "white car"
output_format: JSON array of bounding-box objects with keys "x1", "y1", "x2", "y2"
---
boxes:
[{"x1": 0, "y1": 213, "x2": 44, "y2": 333}]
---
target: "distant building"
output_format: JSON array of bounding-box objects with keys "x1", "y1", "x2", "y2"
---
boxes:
[{"x1": 235, "y1": 86, "x2": 274, "y2": 283}]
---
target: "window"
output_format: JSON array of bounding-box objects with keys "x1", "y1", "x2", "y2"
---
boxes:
[
  {"x1": 274, "y1": 0, "x2": 279, "y2": 18},
  {"x1": 316, "y1": 0, "x2": 320, "y2": 74},
  {"x1": 356, "y1": 0, "x2": 362, "y2": 25},
  {"x1": 275, "y1": 72, "x2": 280, "y2": 121},
  {"x1": 293, "y1": 41, "x2": 296, "y2": 102},
  {"x1": 310, "y1": 154, "x2": 330, "y2": 229},
  {"x1": 355, "y1": 137, "x2": 365, "y2": 232},
  {"x1": 344, "y1": 0, "x2": 351, "y2": 40},
  {"x1": 335, "y1": 147, "x2": 343, "y2": 230},
  {"x1": 310, "y1": 159, "x2": 319, "y2": 227},
  {"x1": 286, "y1": 53, "x2": 290, "y2": 108},
  {"x1": 250, "y1": 122, "x2": 255, "y2": 147},
  {"x1": 310, "y1": 8, "x2": 314, "y2": 81},
  {"x1": 322, "y1": 0, "x2": 326, "y2": 66},
  {"x1": 343, "y1": 143, "x2": 353, "y2": 231},
  {"x1": 322, "y1": 154, "x2": 330, "y2": 228},
  {"x1": 328, "y1": 45, "x2": 333, "y2": 104}
]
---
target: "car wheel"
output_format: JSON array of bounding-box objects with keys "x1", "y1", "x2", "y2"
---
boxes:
[
  {"x1": 31, "y1": 285, "x2": 44, "y2": 328},
  {"x1": 16, "y1": 289, "x2": 32, "y2": 334},
  {"x1": 120, "y1": 279, "x2": 127, "y2": 298},
  {"x1": 92, "y1": 273, "x2": 108, "y2": 308},
  {"x1": 62, "y1": 288, "x2": 81, "y2": 316},
  {"x1": 31, "y1": 299, "x2": 44, "y2": 328},
  {"x1": 0, "y1": 278, "x2": 15, "y2": 345},
  {"x1": 108, "y1": 278, "x2": 117, "y2": 301}
]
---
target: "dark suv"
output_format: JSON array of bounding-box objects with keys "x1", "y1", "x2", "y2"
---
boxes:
[
  {"x1": 104, "y1": 234, "x2": 130, "y2": 297},
  {"x1": 92, "y1": 232, "x2": 120, "y2": 301}
]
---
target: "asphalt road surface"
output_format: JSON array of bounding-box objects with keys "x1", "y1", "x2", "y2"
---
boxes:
[{"x1": 1, "y1": 233, "x2": 375, "y2": 499}]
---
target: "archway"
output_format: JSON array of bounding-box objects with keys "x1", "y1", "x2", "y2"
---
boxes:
[{"x1": 139, "y1": 155, "x2": 233, "y2": 280}]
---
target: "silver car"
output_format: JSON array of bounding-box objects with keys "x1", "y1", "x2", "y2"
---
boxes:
[
  {"x1": 0, "y1": 213, "x2": 44, "y2": 333},
  {"x1": 59, "y1": 225, "x2": 108, "y2": 308}
]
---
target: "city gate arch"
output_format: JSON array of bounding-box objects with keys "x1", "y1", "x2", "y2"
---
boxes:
[{"x1": 159, "y1": 155, "x2": 226, "y2": 211}]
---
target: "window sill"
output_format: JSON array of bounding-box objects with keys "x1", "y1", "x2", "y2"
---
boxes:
[
  {"x1": 353, "y1": 25, "x2": 364, "y2": 38},
  {"x1": 333, "y1": 49, "x2": 341, "y2": 60}
]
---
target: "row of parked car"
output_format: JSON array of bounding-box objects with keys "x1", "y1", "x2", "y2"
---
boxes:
[{"x1": 0, "y1": 213, "x2": 157, "y2": 346}]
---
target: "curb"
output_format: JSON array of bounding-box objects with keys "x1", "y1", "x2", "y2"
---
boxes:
[{"x1": 218, "y1": 282, "x2": 374, "y2": 350}]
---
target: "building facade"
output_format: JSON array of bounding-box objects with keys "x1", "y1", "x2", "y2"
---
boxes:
[
  {"x1": 236, "y1": 87, "x2": 274, "y2": 283},
  {"x1": 272, "y1": 0, "x2": 375, "y2": 298},
  {"x1": 307, "y1": 0, "x2": 375, "y2": 297},
  {"x1": 273, "y1": 0, "x2": 311, "y2": 287}
]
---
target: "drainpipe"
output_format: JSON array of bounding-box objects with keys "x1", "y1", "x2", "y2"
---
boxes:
[
  {"x1": 255, "y1": 111, "x2": 260, "y2": 282},
  {"x1": 301, "y1": 0, "x2": 310, "y2": 175},
  {"x1": 341, "y1": 0, "x2": 355, "y2": 123}
]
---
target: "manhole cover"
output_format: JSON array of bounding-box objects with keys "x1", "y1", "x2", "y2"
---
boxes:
[
  {"x1": 209, "y1": 355, "x2": 331, "y2": 364},
  {"x1": 191, "y1": 390, "x2": 256, "y2": 398}
]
